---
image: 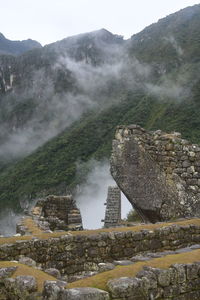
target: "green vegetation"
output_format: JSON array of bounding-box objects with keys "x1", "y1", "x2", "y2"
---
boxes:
[
  {"x1": 0, "y1": 91, "x2": 200, "y2": 211},
  {"x1": 126, "y1": 209, "x2": 143, "y2": 223}
]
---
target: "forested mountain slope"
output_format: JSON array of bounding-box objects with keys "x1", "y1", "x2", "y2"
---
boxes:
[{"x1": 0, "y1": 4, "x2": 200, "y2": 212}]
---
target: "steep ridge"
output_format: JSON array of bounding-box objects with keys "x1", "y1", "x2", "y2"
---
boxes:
[{"x1": 0, "y1": 33, "x2": 41, "y2": 55}]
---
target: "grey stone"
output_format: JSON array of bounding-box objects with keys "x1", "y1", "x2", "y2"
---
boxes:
[
  {"x1": 15, "y1": 275, "x2": 38, "y2": 293},
  {"x1": 43, "y1": 280, "x2": 66, "y2": 300},
  {"x1": 44, "y1": 268, "x2": 61, "y2": 279},
  {"x1": 113, "y1": 260, "x2": 133, "y2": 266},
  {"x1": 175, "y1": 247, "x2": 192, "y2": 254},
  {"x1": 98, "y1": 262, "x2": 115, "y2": 272},
  {"x1": 131, "y1": 255, "x2": 150, "y2": 262},
  {"x1": 19, "y1": 255, "x2": 37, "y2": 267},
  {"x1": 107, "y1": 277, "x2": 145, "y2": 298},
  {"x1": 186, "y1": 263, "x2": 200, "y2": 280},
  {"x1": 60, "y1": 287, "x2": 109, "y2": 300},
  {"x1": 0, "y1": 267, "x2": 17, "y2": 278},
  {"x1": 172, "y1": 264, "x2": 186, "y2": 283},
  {"x1": 190, "y1": 244, "x2": 200, "y2": 249}
]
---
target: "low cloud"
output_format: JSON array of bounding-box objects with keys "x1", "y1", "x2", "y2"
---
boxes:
[
  {"x1": 0, "y1": 46, "x2": 152, "y2": 163},
  {"x1": 164, "y1": 36, "x2": 184, "y2": 57},
  {"x1": 0, "y1": 209, "x2": 23, "y2": 236},
  {"x1": 75, "y1": 159, "x2": 132, "y2": 229},
  {"x1": 146, "y1": 79, "x2": 189, "y2": 100}
]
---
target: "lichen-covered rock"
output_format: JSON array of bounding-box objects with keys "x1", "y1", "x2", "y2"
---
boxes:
[
  {"x1": 4, "y1": 275, "x2": 37, "y2": 299},
  {"x1": 44, "y1": 268, "x2": 61, "y2": 279},
  {"x1": 107, "y1": 277, "x2": 146, "y2": 299},
  {"x1": 60, "y1": 287, "x2": 110, "y2": 300},
  {"x1": 98, "y1": 262, "x2": 115, "y2": 273},
  {"x1": 15, "y1": 275, "x2": 38, "y2": 293},
  {"x1": 0, "y1": 267, "x2": 17, "y2": 278},
  {"x1": 43, "y1": 280, "x2": 66, "y2": 300},
  {"x1": 19, "y1": 255, "x2": 37, "y2": 267},
  {"x1": 111, "y1": 125, "x2": 200, "y2": 223}
]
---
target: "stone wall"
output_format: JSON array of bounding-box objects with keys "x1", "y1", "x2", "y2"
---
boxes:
[
  {"x1": 1, "y1": 223, "x2": 200, "y2": 277},
  {"x1": 103, "y1": 186, "x2": 121, "y2": 228},
  {"x1": 2, "y1": 262, "x2": 200, "y2": 299},
  {"x1": 107, "y1": 262, "x2": 200, "y2": 299},
  {"x1": 29, "y1": 195, "x2": 82, "y2": 232},
  {"x1": 111, "y1": 125, "x2": 200, "y2": 223}
]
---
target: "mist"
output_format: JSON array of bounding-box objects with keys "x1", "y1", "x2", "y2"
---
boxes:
[
  {"x1": 0, "y1": 209, "x2": 23, "y2": 236},
  {"x1": 0, "y1": 42, "x2": 153, "y2": 164},
  {"x1": 75, "y1": 159, "x2": 132, "y2": 229},
  {"x1": 164, "y1": 35, "x2": 184, "y2": 57}
]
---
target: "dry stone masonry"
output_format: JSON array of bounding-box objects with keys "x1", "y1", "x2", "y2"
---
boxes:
[
  {"x1": 2, "y1": 260, "x2": 200, "y2": 299},
  {"x1": 27, "y1": 195, "x2": 82, "y2": 232},
  {"x1": 103, "y1": 186, "x2": 122, "y2": 228},
  {"x1": 1, "y1": 222, "x2": 200, "y2": 279},
  {"x1": 111, "y1": 125, "x2": 200, "y2": 223},
  {"x1": 107, "y1": 262, "x2": 200, "y2": 300}
]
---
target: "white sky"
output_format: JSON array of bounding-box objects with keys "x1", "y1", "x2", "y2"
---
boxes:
[{"x1": 0, "y1": 0, "x2": 199, "y2": 45}]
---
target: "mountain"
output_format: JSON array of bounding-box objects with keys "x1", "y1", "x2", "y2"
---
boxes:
[
  {"x1": 0, "y1": 33, "x2": 42, "y2": 56},
  {"x1": 0, "y1": 28, "x2": 126, "y2": 167},
  {"x1": 0, "y1": 4, "x2": 200, "y2": 213}
]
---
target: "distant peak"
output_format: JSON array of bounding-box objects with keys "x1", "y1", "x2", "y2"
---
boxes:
[
  {"x1": 92, "y1": 28, "x2": 114, "y2": 37},
  {"x1": 97, "y1": 28, "x2": 112, "y2": 34},
  {"x1": 0, "y1": 33, "x2": 6, "y2": 39}
]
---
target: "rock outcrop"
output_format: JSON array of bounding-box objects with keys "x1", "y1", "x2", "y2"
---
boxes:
[
  {"x1": 31, "y1": 195, "x2": 82, "y2": 231},
  {"x1": 111, "y1": 125, "x2": 200, "y2": 223}
]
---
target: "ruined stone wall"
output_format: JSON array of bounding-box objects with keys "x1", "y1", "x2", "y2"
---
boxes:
[
  {"x1": 1, "y1": 223, "x2": 200, "y2": 277},
  {"x1": 111, "y1": 125, "x2": 200, "y2": 223},
  {"x1": 103, "y1": 186, "x2": 121, "y2": 228},
  {"x1": 30, "y1": 195, "x2": 82, "y2": 231}
]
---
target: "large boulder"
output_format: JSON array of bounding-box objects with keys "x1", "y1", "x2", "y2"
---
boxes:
[{"x1": 111, "y1": 125, "x2": 200, "y2": 223}]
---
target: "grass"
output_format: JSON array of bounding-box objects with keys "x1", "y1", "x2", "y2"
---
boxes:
[
  {"x1": 67, "y1": 249, "x2": 200, "y2": 291},
  {"x1": 0, "y1": 261, "x2": 56, "y2": 292},
  {"x1": 23, "y1": 217, "x2": 43, "y2": 235},
  {"x1": 0, "y1": 218, "x2": 200, "y2": 245}
]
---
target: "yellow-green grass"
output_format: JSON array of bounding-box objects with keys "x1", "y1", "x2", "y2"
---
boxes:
[
  {"x1": 0, "y1": 218, "x2": 200, "y2": 246},
  {"x1": 67, "y1": 249, "x2": 200, "y2": 291},
  {"x1": 0, "y1": 261, "x2": 56, "y2": 291},
  {"x1": 23, "y1": 217, "x2": 44, "y2": 235}
]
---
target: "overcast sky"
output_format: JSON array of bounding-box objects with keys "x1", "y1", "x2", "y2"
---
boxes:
[{"x1": 0, "y1": 0, "x2": 199, "y2": 45}]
